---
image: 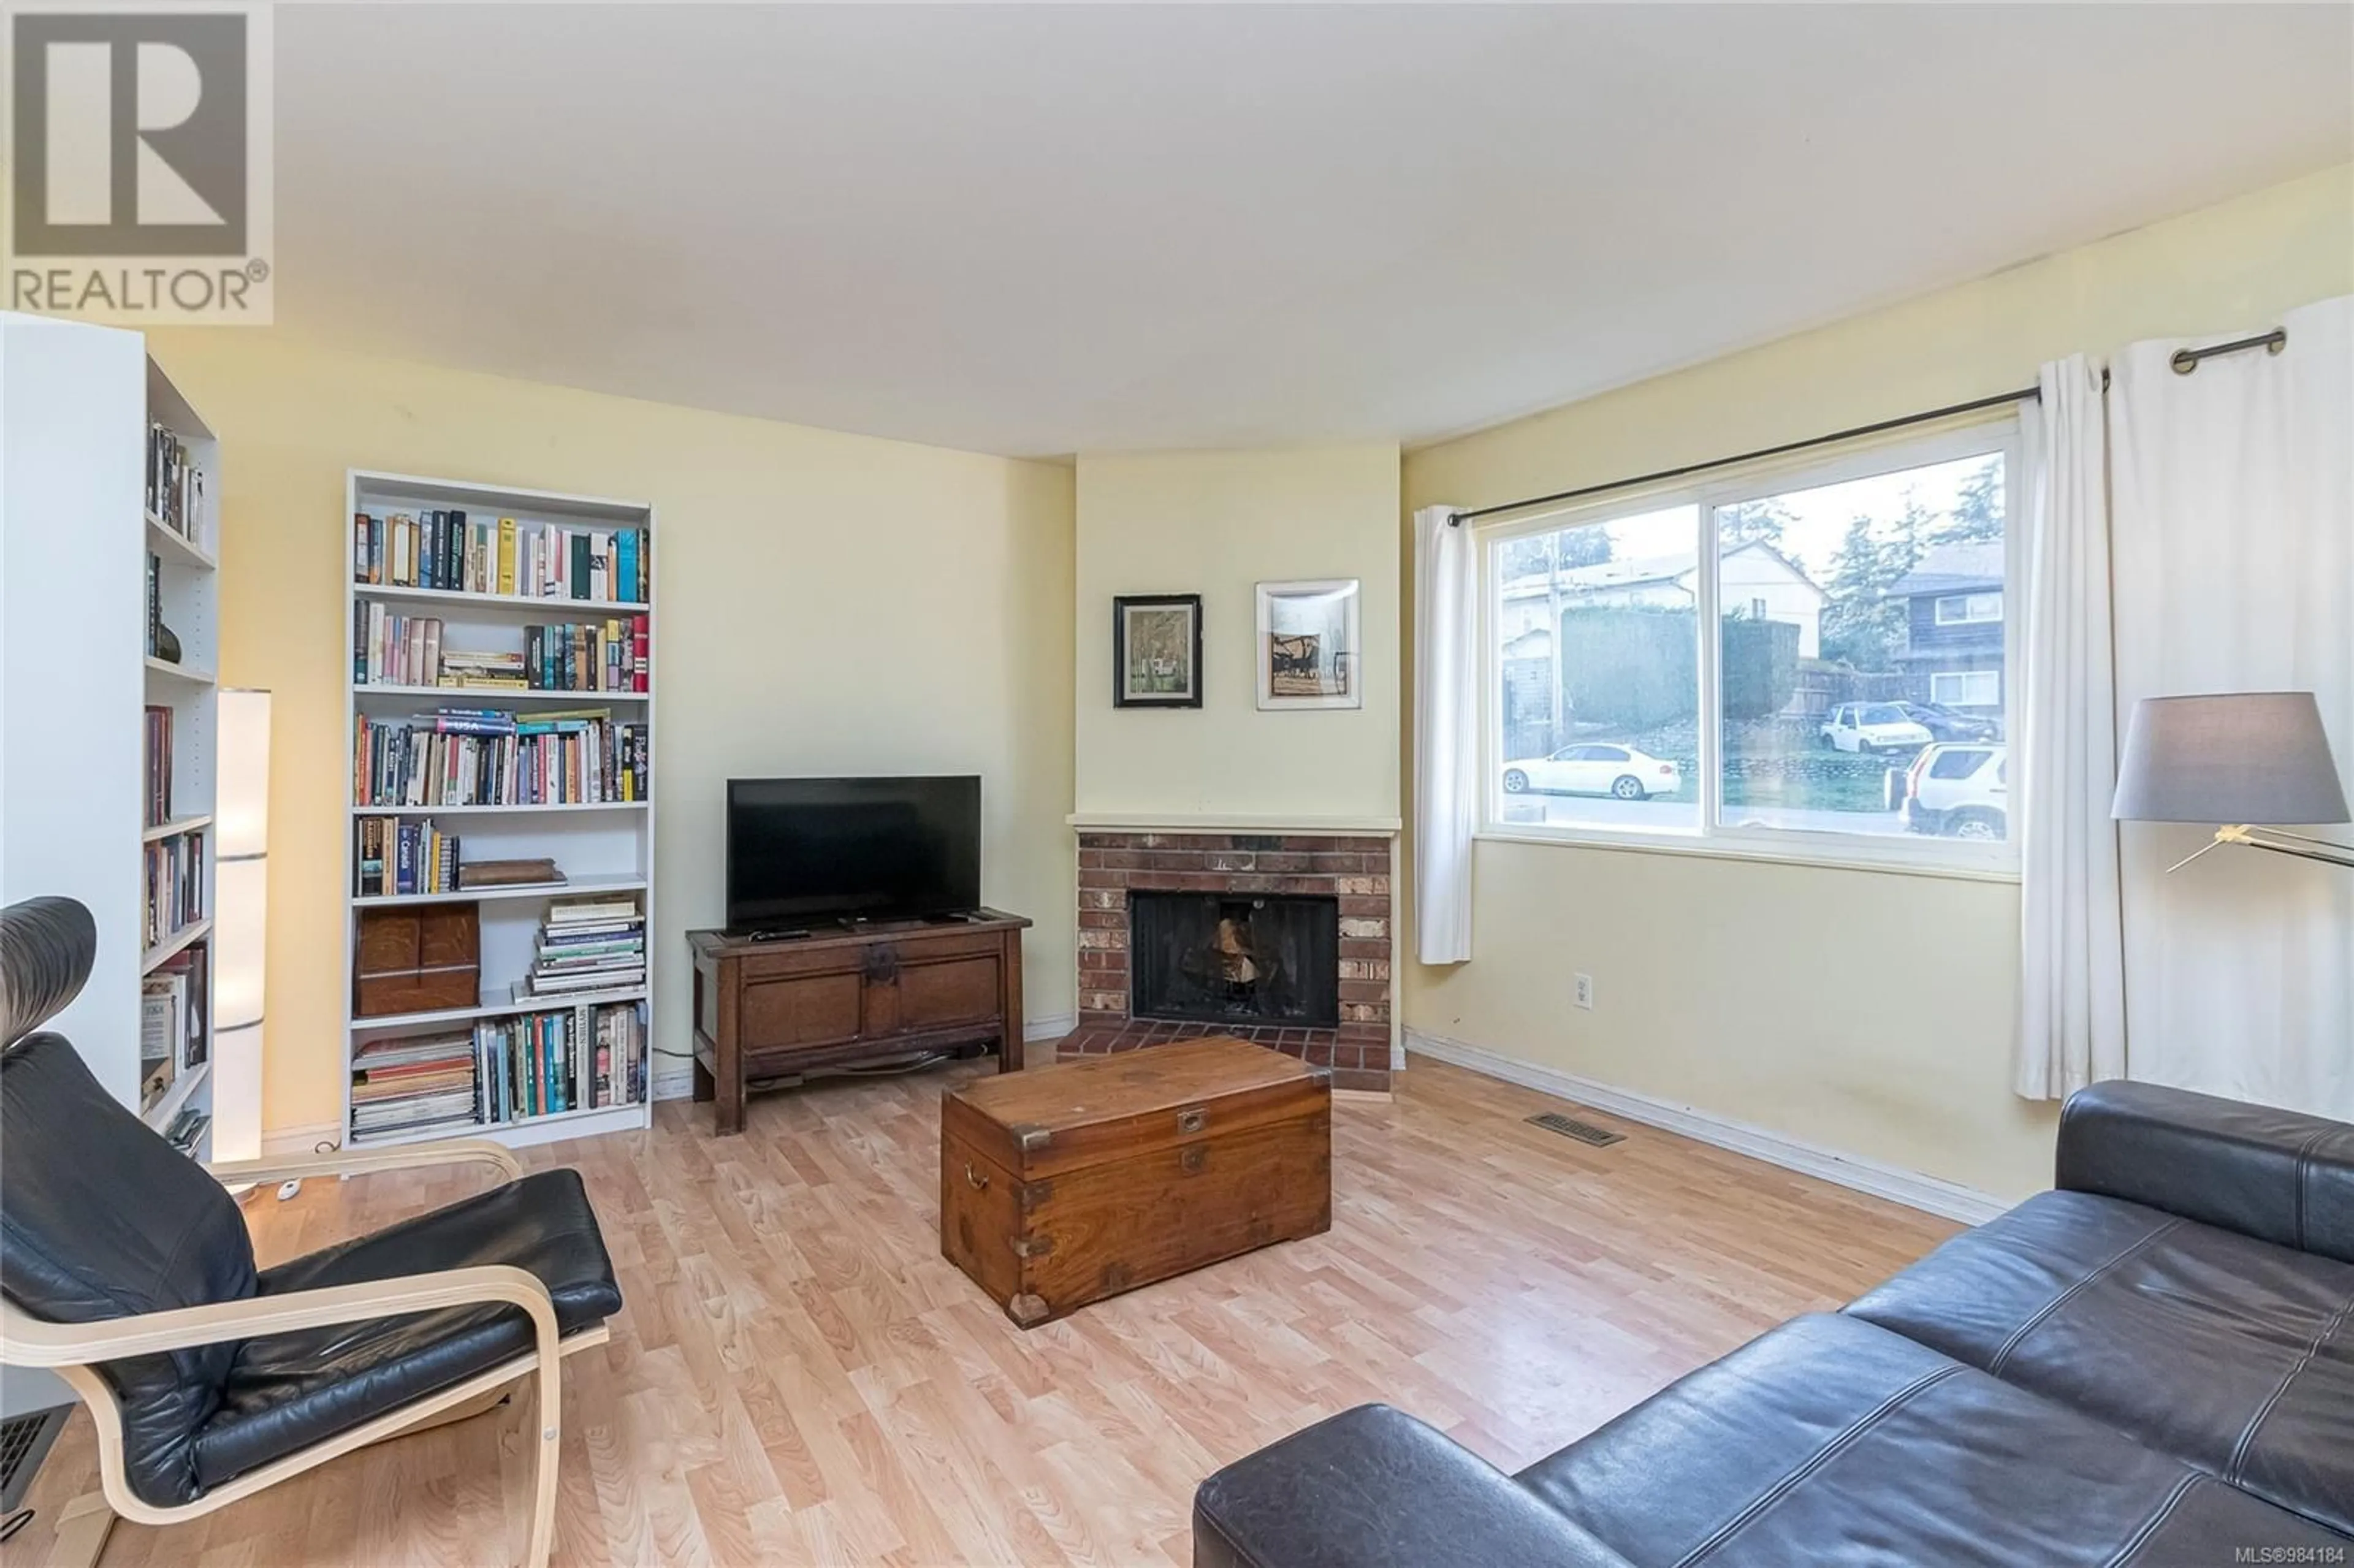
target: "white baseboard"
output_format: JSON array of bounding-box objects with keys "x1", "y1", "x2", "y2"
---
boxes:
[{"x1": 1402, "y1": 1027, "x2": 2008, "y2": 1226}]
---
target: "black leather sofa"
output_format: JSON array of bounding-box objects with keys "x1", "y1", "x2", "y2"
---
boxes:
[{"x1": 1195, "y1": 1083, "x2": 2354, "y2": 1567}]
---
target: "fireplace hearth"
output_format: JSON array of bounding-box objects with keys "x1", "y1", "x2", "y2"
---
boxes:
[
  {"x1": 1069, "y1": 829, "x2": 1394, "y2": 1092},
  {"x1": 1130, "y1": 891, "x2": 1339, "y2": 1028}
]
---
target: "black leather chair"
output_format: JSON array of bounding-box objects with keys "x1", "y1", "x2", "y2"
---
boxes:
[
  {"x1": 1195, "y1": 1078, "x2": 2354, "y2": 1566},
  {"x1": 0, "y1": 897, "x2": 623, "y2": 1568}
]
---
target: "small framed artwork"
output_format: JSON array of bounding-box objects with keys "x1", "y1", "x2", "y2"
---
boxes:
[
  {"x1": 1256, "y1": 579, "x2": 1362, "y2": 710},
  {"x1": 1113, "y1": 593, "x2": 1204, "y2": 708}
]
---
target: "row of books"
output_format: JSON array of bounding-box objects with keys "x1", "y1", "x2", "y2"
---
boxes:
[
  {"x1": 144, "y1": 704, "x2": 175, "y2": 827},
  {"x1": 476, "y1": 1000, "x2": 647, "y2": 1125},
  {"x1": 523, "y1": 896, "x2": 645, "y2": 997},
  {"x1": 352, "y1": 605, "x2": 649, "y2": 693},
  {"x1": 353, "y1": 816, "x2": 461, "y2": 897},
  {"x1": 348, "y1": 999, "x2": 648, "y2": 1143},
  {"x1": 352, "y1": 511, "x2": 649, "y2": 605},
  {"x1": 143, "y1": 829, "x2": 205, "y2": 946},
  {"x1": 140, "y1": 943, "x2": 210, "y2": 1092},
  {"x1": 523, "y1": 620, "x2": 649, "y2": 693},
  {"x1": 353, "y1": 709, "x2": 649, "y2": 808},
  {"x1": 148, "y1": 422, "x2": 205, "y2": 542}
]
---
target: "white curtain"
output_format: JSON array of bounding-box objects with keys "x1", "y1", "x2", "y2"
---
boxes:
[
  {"x1": 2109, "y1": 295, "x2": 2354, "y2": 1118},
  {"x1": 1414, "y1": 504, "x2": 1476, "y2": 964},
  {"x1": 2016, "y1": 355, "x2": 2127, "y2": 1099}
]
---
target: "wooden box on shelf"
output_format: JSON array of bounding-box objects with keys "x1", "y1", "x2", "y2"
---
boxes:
[{"x1": 354, "y1": 902, "x2": 481, "y2": 1017}]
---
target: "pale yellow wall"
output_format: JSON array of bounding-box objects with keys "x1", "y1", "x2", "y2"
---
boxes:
[
  {"x1": 147, "y1": 332, "x2": 1076, "y2": 1138},
  {"x1": 1401, "y1": 164, "x2": 2354, "y2": 1202},
  {"x1": 1075, "y1": 445, "x2": 1401, "y2": 821}
]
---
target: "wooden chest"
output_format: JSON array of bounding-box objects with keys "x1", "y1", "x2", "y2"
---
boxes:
[{"x1": 940, "y1": 1037, "x2": 1331, "y2": 1328}]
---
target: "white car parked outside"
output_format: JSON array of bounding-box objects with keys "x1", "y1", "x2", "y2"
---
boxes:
[
  {"x1": 1819, "y1": 702, "x2": 1933, "y2": 754},
  {"x1": 1502, "y1": 744, "x2": 1682, "y2": 801}
]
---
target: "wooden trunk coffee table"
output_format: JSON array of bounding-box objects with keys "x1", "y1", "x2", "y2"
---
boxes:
[{"x1": 939, "y1": 1037, "x2": 1333, "y2": 1327}]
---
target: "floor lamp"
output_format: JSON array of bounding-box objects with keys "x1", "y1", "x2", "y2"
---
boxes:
[
  {"x1": 213, "y1": 688, "x2": 271, "y2": 1168},
  {"x1": 2112, "y1": 691, "x2": 2352, "y2": 870}
]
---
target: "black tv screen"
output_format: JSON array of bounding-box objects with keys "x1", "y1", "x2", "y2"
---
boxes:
[{"x1": 726, "y1": 776, "x2": 981, "y2": 929}]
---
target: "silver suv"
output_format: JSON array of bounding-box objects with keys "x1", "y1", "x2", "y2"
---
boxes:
[{"x1": 1895, "y1": 744, "x2": 2006, "y2": 839}]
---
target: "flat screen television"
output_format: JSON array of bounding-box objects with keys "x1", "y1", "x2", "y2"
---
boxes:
[{"x1": 726, "y1": 775, "x2": 981, "y2": 931}]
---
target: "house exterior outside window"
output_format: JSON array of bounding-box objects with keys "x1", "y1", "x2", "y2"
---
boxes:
[{"x1": 1891, "y1": 544, "x2": 2005, "y2": 709}]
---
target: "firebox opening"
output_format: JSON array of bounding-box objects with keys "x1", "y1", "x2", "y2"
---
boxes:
[{"x1": 1129, "y1": 891, "x2": 1339, "y2": 1029}]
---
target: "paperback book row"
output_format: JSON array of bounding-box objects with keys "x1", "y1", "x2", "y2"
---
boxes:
[
  {"x1": 352, "y1": 816, "x2": 461, "y2": 897},
  {"x1": 139, "y1": 942, "x2": 209, "y2": 1116},
  {"x1": 148, "y1": 422, "x2": 206, "y2": 543},
  {"x1": 521, "y1": 895, "x2": 645, "y2": 998},
  {"x1": 354, "y1": 605, "x2": 650, "y2": 693},
  {"x1": 353, "y1": 509, "x2": 649, "y2": 605},
  {"x1": 143, "y1": 705, "x2": 175, "y2": 827},
  {"x1": 348, "y1": 1000, "x2": 647, "y2": 1143},
  {"x1": 143, "y1": 829, "x2": 206, "y2": 946},
  {"x1": 353, "y1": 709, "x2": 649, "y2": 808}
]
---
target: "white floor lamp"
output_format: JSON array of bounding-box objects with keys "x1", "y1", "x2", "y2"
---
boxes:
[{"x1": 212, "y1": 688, "x2": 270, "y2": 1168}]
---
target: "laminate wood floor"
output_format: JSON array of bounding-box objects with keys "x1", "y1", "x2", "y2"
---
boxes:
[{"x1": 12, "y1": 1056, "x2": 1957, "y2": 1567}]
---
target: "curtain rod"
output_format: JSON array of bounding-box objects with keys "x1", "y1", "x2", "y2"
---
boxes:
[{"x1": 1449, "y1": 325, "x2": 2288, "y2": 527}]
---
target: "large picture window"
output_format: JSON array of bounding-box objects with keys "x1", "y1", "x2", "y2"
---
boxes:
[{"x1": 1483, "y1": 424, "x2": 2019, "y2": 871}]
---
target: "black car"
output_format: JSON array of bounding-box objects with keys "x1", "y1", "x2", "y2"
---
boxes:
[{"x1": 1893, "y1": 701, "x2": 2001, "y2": 742}]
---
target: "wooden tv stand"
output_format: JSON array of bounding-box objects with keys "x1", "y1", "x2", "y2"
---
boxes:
[{"x1": 687, "y1": 911, "x2": 1031, "y2": 1135}]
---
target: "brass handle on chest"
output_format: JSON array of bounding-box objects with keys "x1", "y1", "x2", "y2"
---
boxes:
[
  {"x1": 1176, "y1": 1106, "x2": 1208, "y2": 1135},
  {"x1": 964, "y1": 1162, "x2": 989, "y2": 1191}
]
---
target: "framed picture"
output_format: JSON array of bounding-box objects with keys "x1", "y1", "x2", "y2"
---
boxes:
[
  {"x1": 1256, "y1": 579, "x2": 1362, "y2": 710},
  {"x1": 1113, "y1": 593, "x2": 1204, "y2": 708}
]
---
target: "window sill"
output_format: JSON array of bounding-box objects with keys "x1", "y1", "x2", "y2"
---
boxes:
[{"x1": 1472, "y1": 826, "x2": 2022, "y2": 885}]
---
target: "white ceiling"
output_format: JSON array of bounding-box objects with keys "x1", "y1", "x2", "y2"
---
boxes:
[{"x1": 273, "y1": 4, "x2": 2353, "y2": 458}]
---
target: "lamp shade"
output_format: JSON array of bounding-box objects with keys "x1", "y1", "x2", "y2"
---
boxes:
[
  {"x1": 2112, "y1": 691, "x2": 2350, "y2": 825},
  {"x1": 217, "y1": 689, "x2": 272, "y2": 858}
]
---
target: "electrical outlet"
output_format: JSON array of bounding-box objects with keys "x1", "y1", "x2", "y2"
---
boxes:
[{"x1": 1574, "y1": 973, "x2": 1594, "y2": 1010}]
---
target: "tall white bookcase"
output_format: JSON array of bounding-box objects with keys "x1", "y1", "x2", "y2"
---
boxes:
[
  {"x1": 0, "y1": 313, "x2": 230, "y2": 1159},
  {"x1": 341, "y1": 471, "x2": 656, "y2": 1150}
]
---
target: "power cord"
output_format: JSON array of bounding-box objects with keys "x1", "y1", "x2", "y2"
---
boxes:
[{"x1": 2, "y1": 1508, "x2": 33, "y2": 1542}]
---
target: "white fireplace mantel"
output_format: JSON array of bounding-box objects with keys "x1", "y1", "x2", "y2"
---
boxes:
[{"x1": 1068, "y1": 812, "x2": 1401, "y2": 835}]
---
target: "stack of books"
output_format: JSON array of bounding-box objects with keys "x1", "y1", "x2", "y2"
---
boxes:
[
  {"x1": 352, "y1": 817, "x2": 462, "y2": 897},
  {"x1": 474, "y1": 1000, "x2": 644, "y2": 1124},
  {"x1": 520, "y1": 896, "x2": 646, "y2": 997},
  {"x1": 353, "y1": 709, "x2": 648, "y2": 807},
  {"x1": 350, "y1": 1032, "x2": 479, "y2": 1143},
  {"x1": 352, "y1": 510, "x2": 649, "y2": 604},
  {"x1": 438, "y1": 649, "x2": 527, "y2": 689}
]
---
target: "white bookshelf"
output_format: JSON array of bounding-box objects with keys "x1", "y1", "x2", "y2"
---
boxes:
[
  {"x1": 341, "y1": 470, "x2": 657, "y2": 1151},
  {"x1": 0, "y1": 316, "x2": 232, "y2": 1160}
]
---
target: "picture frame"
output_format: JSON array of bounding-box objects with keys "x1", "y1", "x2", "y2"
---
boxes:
[
  {"x1": 1255, "y1": 579, "x2": 1362, "y2": 710},
  {"x1": 1112, "y1": 593, "x2": 1204, "y2": 708}
]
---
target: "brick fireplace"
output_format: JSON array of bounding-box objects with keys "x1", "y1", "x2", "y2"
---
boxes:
[{"x1": 1066, "y1": 831, "x2": 1395, "y2": 1092}]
